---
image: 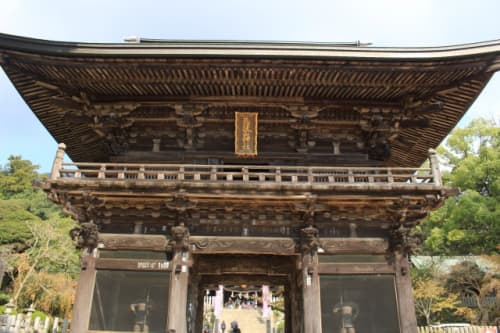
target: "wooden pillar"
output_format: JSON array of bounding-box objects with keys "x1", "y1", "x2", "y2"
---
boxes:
[
  {"x1": 187, "y1": 270, "x2": 201, "y2": 333},
  {"x1": 395, "y1": 252, "x2": 418, "y2": 333},
  {"x1": 195, "y1": 284, "x2": 205, "y2": 333},
  {"x1": 288, "y1": 266, "x2": 301, "y2": 333},
  {"x1": 71, "y1": 249, "x2": 96, "y2": 333},
  {"x1": 428, "y1": 148, "x2": 442, "y2": 187},
  {"x1": 167, "y1": 250, "x2": 190, "y2": 333},
  {"x1": 50, "y1": 143, "x2": 66, "y2": 180},
  {"x1": 301, "y1": 252, "x2": 322, "y2": 333}
]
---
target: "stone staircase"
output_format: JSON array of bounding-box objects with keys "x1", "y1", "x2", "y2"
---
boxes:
[{"x1": 219, "y1": 308, "x2": 267, "y2": 333}]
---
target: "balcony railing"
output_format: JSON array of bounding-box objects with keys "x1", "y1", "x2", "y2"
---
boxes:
[{"x1": 49, "y1": 144, "x2": 442, "y2": 187}]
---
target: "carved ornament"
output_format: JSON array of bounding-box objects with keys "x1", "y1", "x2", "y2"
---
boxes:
[
  {"x1": 387, "y1": 224, "x2": 422, "y2": 257},
  {"x1": 300, "y1": 225, "x2": 321, "y2": 255},
  {"x1": 170, "y1": 224, "x2": 190, "y2": 251},
  {"x1": 191, "y1": 237, "x2": 296, "y2": 254},
  {"x1": 69, "y1": 222, "x2": 99, "y2": 249}
]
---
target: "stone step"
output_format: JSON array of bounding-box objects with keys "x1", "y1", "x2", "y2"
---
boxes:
[{"x1": 219, "y1": 308, "x2": 268, "y2": 333}]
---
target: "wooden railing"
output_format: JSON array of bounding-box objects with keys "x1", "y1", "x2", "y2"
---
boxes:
[
  {"x1": 49, "y1": 144, "x2": 443, "y2": 187},
  {"x1": 418, "y1": 326, "x2": 498, "y2": 333}
]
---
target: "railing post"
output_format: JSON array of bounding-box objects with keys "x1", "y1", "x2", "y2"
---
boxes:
[
  {"x1": 50, "y1": 143, "x2": 66, "y2": 180},
  {"x1": 138, "y1": 165, "x2": 145, "y2": 180},
  {"x1": 242, "y1": 167, "x2": 249, "y2": 182},
  {"x1": 210, "y1": 166, "x2": 217, "y2": 181},
  {"x1": 179, "y1": 166, "x2": 185, "y2": 181},
  {"x1": 428, "y1": 149, "x2": 442, "y2": 187},
  {"x1": 276, "y1": 167, "x2": 282, "y2": 183},
  {"x1": 348, "y1": 169, "x2": 354, "y2": 183},
  {"x1": 98, "y1": 164, "x2": 106, "y2": 179},
  {"x1": 308, "y1": 168, "x2": 314, "y2": 183},
  {"x1": 387, "y1": 168, "x2": 394, "y2": 183}
]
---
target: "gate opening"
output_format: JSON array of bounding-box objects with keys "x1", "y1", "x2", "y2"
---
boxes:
[{"x1": 201, "y1": 284, "x2": 285, "y2": 333}]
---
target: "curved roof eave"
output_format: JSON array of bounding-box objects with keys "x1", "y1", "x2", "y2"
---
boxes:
[{"x1": 1, "y1": 33, "x2": 500, "y2": 61}]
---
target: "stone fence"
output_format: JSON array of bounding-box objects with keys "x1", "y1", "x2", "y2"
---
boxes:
[{"x1": 0, "y1": 313, "x2": 69, "y2": 333}]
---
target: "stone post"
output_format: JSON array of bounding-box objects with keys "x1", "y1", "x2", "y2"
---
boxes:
[{"x1": 50, "y1": 143, "x2": 66, "y2": 180}]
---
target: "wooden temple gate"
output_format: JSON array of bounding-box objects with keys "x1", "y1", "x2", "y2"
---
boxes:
[{"x1": 1, "y1": 33, "x2": 499, "y2": 333}]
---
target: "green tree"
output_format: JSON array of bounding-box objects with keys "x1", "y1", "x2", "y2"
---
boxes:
[
  {"x1": 0, "y1": 156, "x2": 40, "y2": 199},
  {"x1": 10, "y1": 218, "x2": 78, "y2": 316},
  {"x1": 0, "y1": 156, "x2": 79, "y2": 316},
  {"x1": 412, "y1": 263, "x2": 463, "y2": 325},
  {"x1": 419, "y1": 118, "x2": 500, "y2": 255}
]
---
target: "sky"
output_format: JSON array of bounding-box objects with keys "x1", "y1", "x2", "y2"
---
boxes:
[{"x1": 0, "y1": 0, "x2": 499, "y2": 172}]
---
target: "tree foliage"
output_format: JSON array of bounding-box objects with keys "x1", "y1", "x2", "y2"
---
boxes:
[
  {"x1": 0, "y1": 156, "x2": 79, "y2": 316},
  {"x1": 419, "y1": 118, "x2": 500, "y2": 255},
  {"x1": 446, "y1": 260, "x2": 499, "y2": 325},
  {"x1": 0, "y1": 156, "x2": 40, "y2": 199},
  {"x1": 412, "y1": 263, "x2": 463, "y2": 325}
]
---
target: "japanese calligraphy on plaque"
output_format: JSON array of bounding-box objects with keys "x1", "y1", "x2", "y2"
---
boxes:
[{"x1": 235, "y1": 112, "x2": 258, "y2": 157}]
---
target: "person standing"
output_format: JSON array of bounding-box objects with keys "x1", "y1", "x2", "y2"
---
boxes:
[
  {"x1": 231, "y1": 321, "x2": 241, "y2": 333},
  {"x1": 221, "y1": 320, "x2": 226, "y2": 333}
]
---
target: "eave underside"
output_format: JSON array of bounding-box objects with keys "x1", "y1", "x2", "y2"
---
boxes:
[
  {"x1": 42, "y1": 178, "x2": 445, "y2": 237},
  {"x1": 1, "y1": 38, "x2": 500, "y2": 167}
]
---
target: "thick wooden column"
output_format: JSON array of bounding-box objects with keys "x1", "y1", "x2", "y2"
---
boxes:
[
  {"x1": 167, "y1": 250, "x2": 190, "y2": 333},
  {"x1": 299, "y1": 225, "x2": 322, "y2": 333},
  {"x1": 187, "y1": 270, "x2": 201, "y2": 333},
  {"x1": 395, "y1": 252, "x2": 418, "y2": 333},
  {"x1": 301, "y1": 252, "x2": 322, "y2": 333},
  {"x1": 71, "y1": 249, "x2": 96, "y2": 333},
  {"x1": 195, "y1": 284, "x2": 205, "y2": 333}
]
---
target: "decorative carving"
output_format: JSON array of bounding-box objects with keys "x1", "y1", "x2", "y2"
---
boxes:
[
  {"x1": 289, "y1": 116, "x2": 316, "y2": 153},
  {"x1": 81, "y1": 192, "x2": 105, "y2": 224},
  {"x1": 175, "y1": 104, "x2": 205, "y2": 151},
  {"x1": 170, "y1": 224, "x2": 190, "y2": 251},
  {"x1": 53, "y1": 93, "x2": 138, "y2": 151},
  {"x1": 69, "y1": 222, "x2": 99, "y2": 249},
  {"x1": 102, "y1": 126, "x2": 131, "y2": 155},
  {"x1": 293, "y1": 194, "x2": 317, "y2": 226},
  {"x1": 300, "y1": 225, "x2": 321, "y2": 255},
  {"x1": 286, "y1": 106, "x2": 322, "y2": 153},
  {"x1": 387, "y1": 224, "x2": 422, "y2": 258},
  {"x1": 386, "y1": 196, "x2": 434, "y2": 224},
  {"x1": 190, "y1": 237, "x2": 296, "y2": 255},
  {"x1": 165, "y1": 192, "x2": 197, "y2": 225},
  {"x1": 321, "y1": 238, "x2": 388, "y2": 254},
  {"x1": 357, "y1": 100, "x2": 439, "y2": 161}
]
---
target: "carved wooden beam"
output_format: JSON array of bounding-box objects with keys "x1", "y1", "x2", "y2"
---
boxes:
[
  {"x1": 98, "y1": 233, "x2": 169, "y2": 251},
  {"x1": 320, "y1": 237, "x2": 388, "y2": 254},
  {"x1": 190, "y1": 236, "x2": 296, "y2": 255},
  {"x1": 317, "y1": 262, "x2": 394, "y2": 274}
]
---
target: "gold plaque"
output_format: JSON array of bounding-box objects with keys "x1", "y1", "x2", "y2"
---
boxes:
[{"x1": 235, "y1": 112, "x2": 258, "y2": 157}]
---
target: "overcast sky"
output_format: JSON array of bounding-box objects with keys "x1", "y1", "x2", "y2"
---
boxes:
[{"x1": 1, "y1": 0, "x2": 499, "y2": 171}]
